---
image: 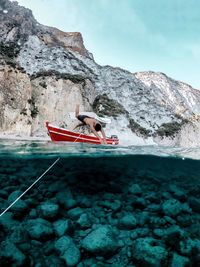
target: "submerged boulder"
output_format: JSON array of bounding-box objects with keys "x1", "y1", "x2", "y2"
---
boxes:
[
  {"x1": 56, "y1": 189, "x2": 77, "y2": 210},
  {"x1": 0, "y1": 212, "x2": 18, "y2": 232},
  {"x1": 26, "y1": 218, "x2": 53, "y2": 240},
  {"x1": 53, "y1": 219, "x2": 72, "y2": 237},
  {"x1": 132, "y1": 237, "x2": 168, "y2": 267},
  {"x1": 162, "y1": 199, "x2": 183, "y2": 217},
  {"x1": 118, "y1": 213, "x2": 137, "y2": 230},
  {"x1": 170, "y1": 252, "x2": 190, "y2": 267},
  {"x1": 55, "y1": 236, "x2": 80, "y2": 267},
  {"x1": 128, "y1": 184, "x2": 142, "y2": 195},
  {"x1": 39, "y1": 201, "x2": 59, "y2": 219},
  {"x1": 168, "y1": 185, "x2": 187, "y2": 201},
  {"x1": 67, "y1": 207, "x2": 84, "y2": 220},
  {"x1": 0, "y1": 240, "x2": 27, "y2": 266},
  {"x1": 188, "y1": 197, "x2": 200, "y2": 213},
  {"x1": 179, "y1": 238, "x2": 200, "y2": 256},
  {"x1": 8, "y1": 190, "x2": 28, "y2": 217},
  {"x1": 98, "y1": 199, "x2": 122, "y2": 211},
  {"x1": 77, "y1": 213, "x2": 92, "y2": 229},
  {"x1": 82, "y1": 225, "x2": 119, "y2": 256}
]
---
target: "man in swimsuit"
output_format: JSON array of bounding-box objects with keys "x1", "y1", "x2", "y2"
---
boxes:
[{"x1": 74, "y1": 104, "x2": 107, "y2": 144}]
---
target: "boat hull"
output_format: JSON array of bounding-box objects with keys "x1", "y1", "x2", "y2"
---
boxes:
[{"x1": 46, "y1": 122, "x2": 119, "y2": 145}]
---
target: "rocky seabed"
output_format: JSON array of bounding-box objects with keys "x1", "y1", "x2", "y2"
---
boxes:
[{"x1": 0, "y1": 156, "x2": 199, "y2": 267}]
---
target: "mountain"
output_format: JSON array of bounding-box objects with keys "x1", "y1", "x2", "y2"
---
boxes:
[{"x1": 1, "y1": 0, "x2": 200, "y2": 146}]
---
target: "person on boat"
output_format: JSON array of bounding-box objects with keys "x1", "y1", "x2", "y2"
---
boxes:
[{"x1": 74, "y1": 104, "x2": 107, "y2": 144}]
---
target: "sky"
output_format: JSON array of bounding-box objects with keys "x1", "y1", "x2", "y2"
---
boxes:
[{"x1": 15, "y1": 0, "x2": 200, "y2": 89}]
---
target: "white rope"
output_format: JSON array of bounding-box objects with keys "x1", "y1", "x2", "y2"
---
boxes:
[
  {"x1": 0, "y1": 157, "x2": 60, "y2": 217},
  {"x1": 73, "y1": 133, "x2": 82, "y2": 143},
  {"x1": 1, "y1": 127, "x2": 83, "y2": 217}
]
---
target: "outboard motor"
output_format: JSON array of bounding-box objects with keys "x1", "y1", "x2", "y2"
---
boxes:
[{"x1": 111, "y1": 135, "x2": 118, "y2": 139}]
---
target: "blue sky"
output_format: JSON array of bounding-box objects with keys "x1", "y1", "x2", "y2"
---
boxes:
[{"x1": 16, "y1": 0, "x2": 200, "y2": 88}]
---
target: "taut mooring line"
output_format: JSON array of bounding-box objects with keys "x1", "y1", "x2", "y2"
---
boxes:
[{"x1": 0, "y1": 157, "x2": 60, "y2": 217}]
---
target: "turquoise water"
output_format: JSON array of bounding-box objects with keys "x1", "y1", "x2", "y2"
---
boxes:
[{"x1": 0, "y1": 141, "x2": 199, "y2": 266}]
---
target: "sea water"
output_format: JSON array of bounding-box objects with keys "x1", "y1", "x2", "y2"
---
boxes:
[{"x1": 0, "y1": 141, "x2": 199, "y2": 266}]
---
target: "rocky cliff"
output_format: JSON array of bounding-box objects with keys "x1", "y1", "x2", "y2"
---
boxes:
[{"x1": 1, "y1": 0, "x2": 200, "y2": 146}]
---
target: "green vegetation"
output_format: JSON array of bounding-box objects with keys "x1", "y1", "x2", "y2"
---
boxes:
[
  {"x1": 39, "y1": 81, "x2": 47, "y2": 89},
  {"x1": 31, "y1": 106, "x2": 39, "y2": 118},
  {"x1": 31, "y1": 70, "x2": 86, "y2": 83},
  {"x1": 93, "y1": 94, "x2": 127, "y2": 118},
  {"x1": 0, "y1": 42, "x2": 20, "y2": 68},
  {"x1": 0, "y1": 42, "x2": 20, "y2": 59},
  {"x1": 128, "y1": 118, "x2": 151, "y2": 138},
  {"x1": 156, "y1": 121, "x2": 187, "y2": 138},
  {"x1": 20, "y1": 108, "x2": 27, "y2": 116},
  {"x1": 28, "y1": 98, "x2": 39, "y2": 118}
]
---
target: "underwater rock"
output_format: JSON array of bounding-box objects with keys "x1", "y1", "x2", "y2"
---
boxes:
[
  {"x1": 168, "y1": 185, "x2": 187, "y2": 201},
  {"x1": 170, "y1": 252, "x2": 190, "y2": 267},
  {"x1": 82, "y1": 225, "x2": 119, "y2": 256},
  {"x1": 55, "y1": 235, "x2": 80, "y2": 267},
  {"x1": 188, "y1": 197, "x2": 200, "y2": 213},
  {"x1": 77, "y1": 196, "x2": 91, "y2": 208},
  {"x1": 77, "y1": 258, "x2": 101, "y2": 267},
  {"x1": 29, "y1": 208, "x2": 37, "y2": 219},
  {"x1": 137, "y1": 211, "x2": 150, "y2": 226},
  {"x1": 42, "y1": 240, "x2": 55, "y2": 256},
  {"x1": 0, "y1": 212, "x2": 18, "y2": 232},
  {"x1": 128, "y1": 184, "x2": 142, "y2": 195},
  {"x1": 145, "y1": 192, "x2": 161, "y2": 203},
  {"x1": 48, "y1": 181, "x2": 68, "y2": 193},
  {"x1": 98, "y1": 199, "x2": 122, "y2": 211},
  {"x1": 38, "y1": 201, "x2": 59, "y2": 219},
  {"x1": 77, "y1": 213, "x2": 92, "y2": 229},
  {"x1": 0, "y1": 189, "x2": 8, "y2": 199},
  {"x1": 163, "y1": 216, "x2": 176, "y2": 225},
  {"x1": 131, "y1": 197, "x2": 147, "y2": 209},
  {"x1": 17, "y1": 242, "x2": 31, "y2": 253},
  {"x1": 132, "y1": 237, "x2": 168, "y2": 267},
  {"x1": 8, "y1": 190, "x2": 28, "y2": 216},
  {"x1": 162, "y1": 191, "x2": 173, "y2": 200},
  {"x1": 43, "y1": 255, "x2": 66, "y2": 267},
  {"x1": 147, "y1": 203, "x2": 162, "y2": 212},
  {"x1": 153, "y1": 225, "x2": 186, "y2": 249},
  {"x1": 179, "y1": 238, "x2": 200, "y2": 256},
  {"x1": 10, "y1": 226, "x2": 28, "y2": 244},
  {"x1": 149, "y1": 216, "x2": 166, "y2": 228},
  {"x1": 130, "y1": 227, "x2": 150, "y2": 240},
  {"x1": 106, "y1": 246, "x2": 132, "y2": 266},
  {"x1": 0, "y1": 197, "x2": 6, "y2": 210},
  {"x1": 0, "y1": 240, "x2": 27, "y2": 266},
  {"x1": 26, "y1": 218, "x2": 53, "y2": 240},
  {"x1": 67, "y1": 207, "x2": 84, "y2": 220},
  {"x1": 56, "y1": 189, "x2": 77, "y2": 210},
  {"x1": 53, "y1": 219, "x2": 72, "y2": 237},
  {"x1": 31, "y1": 239, "x2": 43, "y2": 248},
  {"x1": 176, "y1": 214, "x2": 194, "y2": 227},
  {"x1": 118, "y1": 213, "x2": 137, "y2": 230},
  {"x1": 188, "y1": 222, "x2": 200, "y2": 237},
  {"x1": 162, "y1": 199, "x2": 183, "y2": 217},
  {"x1": 25, "y1": 197, "x2": 38, "y2": 207},
  {"x1": 8, "y1": 190, "x2": 22, "y2": 202},
  {"x1": 10, "y1": 199, "x2": 28, "y2": 217},
  {"x1": 77, "y1": 228, "x2": 91, "y2": 238}
]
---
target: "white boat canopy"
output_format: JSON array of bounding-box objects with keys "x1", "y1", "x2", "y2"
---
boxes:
[{"x1": 69, "y1": 112, "x2": 111, "y2": 124}]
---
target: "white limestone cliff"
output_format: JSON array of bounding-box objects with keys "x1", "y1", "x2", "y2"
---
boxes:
[{"x1": 0, "y1": 0, "x2": 200, "y2": 147}]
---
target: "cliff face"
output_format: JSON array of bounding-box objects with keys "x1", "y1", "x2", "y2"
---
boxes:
[
  {"x1": 0, "y1": 0, "x2": 90, "y2": 57},
  {"x1": 1, "y1": 0, "x2": 200, "y2": 146}
]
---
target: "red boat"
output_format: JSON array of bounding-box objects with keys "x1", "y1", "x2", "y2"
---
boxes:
[{"x1": 46, "y1": 122, "x2": 119, "y2": 145}]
